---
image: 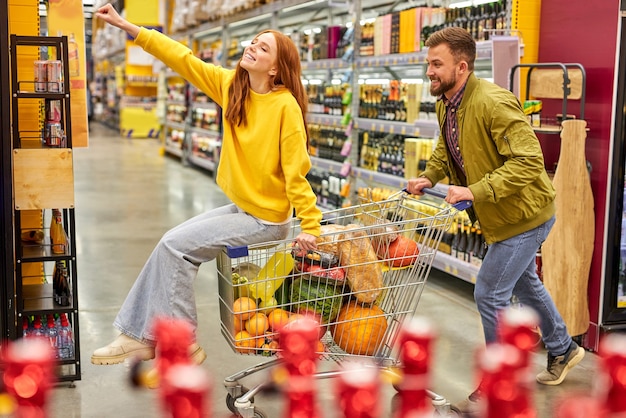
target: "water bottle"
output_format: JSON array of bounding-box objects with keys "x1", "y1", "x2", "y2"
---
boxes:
[
  {"x1": 57, "y1": 313, "x2": 74, "y2": 359},
  {"x1": 46, "y1": 315, "x2": 59, "y2": 359},
  {"x1": 22, "y1": 317, "x2": 31, "y2": 338},
  {"x1": 31, "y1": 315, "x2": 45, "y2": 339}
]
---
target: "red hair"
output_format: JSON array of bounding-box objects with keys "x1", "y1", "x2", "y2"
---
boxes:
[{"x1": 225, "y1": 30, "x2": 309, "y2": 146}]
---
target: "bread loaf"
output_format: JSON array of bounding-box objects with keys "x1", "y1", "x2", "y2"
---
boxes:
[{"x1": 338, "y1": 224, "x2": 383, "y2": 303}]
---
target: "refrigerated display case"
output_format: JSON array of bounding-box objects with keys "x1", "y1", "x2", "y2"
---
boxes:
[{"x1": 603, "y1": 0, "x2": 626, "y2": 328}]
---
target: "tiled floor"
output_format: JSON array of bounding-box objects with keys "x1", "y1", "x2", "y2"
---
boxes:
[{"x1": 46, "y1": 123, "x2": 597, "y2": 417}]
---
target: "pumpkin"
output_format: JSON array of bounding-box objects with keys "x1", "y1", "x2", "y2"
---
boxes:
[
  {"x1": 332, "y1": 302, "x2": 388, "y2": 356},
  {"x1": 378, "y1": 235, "x2": 420, "y2": 267}
]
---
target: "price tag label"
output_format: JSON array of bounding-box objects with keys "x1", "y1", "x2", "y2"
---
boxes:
[
  {"x1": 389, "y1": 125, "x2": 395, "y2": 134},
  {"x1": 401, "y1": 126, "x2": 407, "y2": 135}
]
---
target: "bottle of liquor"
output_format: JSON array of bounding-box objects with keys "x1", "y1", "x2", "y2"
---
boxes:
[
  {"x1": 50, "y1": 209, "x2": 67, "y2": 254},
  {"x1": 456, "y1": 222, "x2": 468, "y2": 261},
  {"x1": 394, "y1": 317, "x2": 435, "y2": 417}
]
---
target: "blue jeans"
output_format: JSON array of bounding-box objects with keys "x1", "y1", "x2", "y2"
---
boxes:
[
  {"x1": 114, "y1": 204, "x2": 290, "y2": 344},
  {"x1": 474, "y1": 216, "x2": 572, "y2": 356}
]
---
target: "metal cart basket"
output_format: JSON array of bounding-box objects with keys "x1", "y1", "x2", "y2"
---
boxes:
[{"x1": 216, "y1": 190, "x2": 468, "y2": 417}]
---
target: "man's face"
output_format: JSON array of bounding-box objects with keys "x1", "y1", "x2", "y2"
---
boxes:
[{"x1": 426, "y1": 43, "x2": 465, "y2": 97}]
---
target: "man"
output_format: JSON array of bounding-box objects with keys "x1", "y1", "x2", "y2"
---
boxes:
[{"x1": 406, "y1": 27, "x2": 584, "y2": 414}]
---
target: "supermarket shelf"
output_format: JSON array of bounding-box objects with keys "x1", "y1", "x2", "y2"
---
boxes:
[
  {"x1": 352, "y1": 166, "x2": 406, "y2": 189},
  {"x1": 188, "y1": 154, "x2": 216, "y2": 172},
  {"x1": 310, "y1": 156, "x2": 345, "y2": 174},
  {"x1": 164, "y1": 121, "x2": 187, "y2": 131},
  {"x1": 166, "y1": 100, "x2": 187, "y2": 107},
  {"x1": 301, "y1": 58, "x2": 350, "y2": 71},
  {"x1": 431, "y1": 252, "x2": 479, "y2": 284},
  {"x1": 165, "y1": 142, "x2": 183, "y2": 158},
  {"x1": 354, "y1": 118, "x2": 439, "y2": 138},
  {"x1": 23, "y1": 284, "x2": 76, "y2": 314},
  {"x1": 191, "y1": 101, "x2": 218, "y2": 111},
  {"x1": 356, "y1": 41, "x2": 492, "y2": 68},
  {"x1": 189, "y1": 126, "x2": 221, "y2": 137},
  {"x1": 307, "y1": 114, "x2": 346, "y2": 128}
]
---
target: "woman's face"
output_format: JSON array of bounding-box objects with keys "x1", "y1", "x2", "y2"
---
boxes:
[{"x1": 240, "y1": 32, "x2": 278, "y2": 77}]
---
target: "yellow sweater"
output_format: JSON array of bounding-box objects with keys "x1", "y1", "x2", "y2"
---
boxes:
[{"x1": 135, "y1": 28, "x2": 321, "y2": 236}]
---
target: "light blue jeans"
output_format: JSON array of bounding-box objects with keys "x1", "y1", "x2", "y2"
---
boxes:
[
  {"x1": 113, "y1": 204, "x2": 290, "y2": 344},
  {"x1": 475, "y1": 216, "x2": 572, "y2": 356}
]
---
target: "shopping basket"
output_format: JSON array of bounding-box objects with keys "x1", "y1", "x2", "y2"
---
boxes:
[{"x1": 216, "y1": 188, "x2": 470, "y2": 417}]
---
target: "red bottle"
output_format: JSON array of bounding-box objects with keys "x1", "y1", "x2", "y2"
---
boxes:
[
  {"x1": 279, "y1": 316, "x2": 321, "y2": 418},
  {"x1": 3, "y1": 338, "x2": 56, "y2": 418},
  {"x1": 336, "y1": 363, "x2": 381, "y2": 418},
  {"x1": 599, "y1": 333, "x2": 626, "y2": 416},
  {"x1": 498, "y1": 306, "x2": 540, "y2": 368},
  {"x1": 478, "y1": 343, "x2": 536, "y2": 418},
  {"x1": 161, "y1": 364, "x2": 211, "y2": 418},
  {"x1": 394, "y1": 317, "x2": 435, "y2": 418}
]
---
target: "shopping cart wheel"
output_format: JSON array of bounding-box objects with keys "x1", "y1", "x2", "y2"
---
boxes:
[{"x1": 226, "y1": 387, "x2": 254, "y2": 415}]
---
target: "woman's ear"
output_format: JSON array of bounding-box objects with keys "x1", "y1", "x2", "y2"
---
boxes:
[{"x1": 269, "y1": 67, "x2": 277, "y2": 76}]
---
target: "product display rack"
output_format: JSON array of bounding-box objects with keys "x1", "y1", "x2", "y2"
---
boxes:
[{"x1": 9, "y1": 35, "x2": 81, "y2": 383}]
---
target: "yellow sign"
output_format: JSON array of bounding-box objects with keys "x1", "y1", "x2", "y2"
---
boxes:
[{"x1": 46, "y1": 0, "x2": 89, "y2": 147}]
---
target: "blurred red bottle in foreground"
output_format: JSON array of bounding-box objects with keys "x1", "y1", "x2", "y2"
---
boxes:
[
  {"x1": 598, "y1": 333, "x2": 626, "y2": 416},
  {"x1": 394, "y1": 316, "x2": 435, "y2": 418},
  {"x1": 279, "y1": 317, "x2": 321, "y2": 418},
  {"x1": 336, "y1": 363, "x2": 381, "y2": 418},
  {"x1": 478, "y1": 343, "x2": 537, "y2": 418},
  {"x1": 498, "y1": 307, "x2": 540, "y2": 369},
  {"x1": 2, "y1": 338, "x2": 56, "y2": 418},
  {"x1": 152, "y1": 317, "x2": 211, "y2": 418}
]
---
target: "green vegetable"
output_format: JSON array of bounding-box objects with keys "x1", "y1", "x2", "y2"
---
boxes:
[{"x1": 290, "y1": 278, "x2": 344, "y2": 324}]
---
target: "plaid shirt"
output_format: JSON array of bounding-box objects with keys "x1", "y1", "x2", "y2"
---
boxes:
[{"x1": 439, "y1": 81, "x2": 468, "y2": 176}]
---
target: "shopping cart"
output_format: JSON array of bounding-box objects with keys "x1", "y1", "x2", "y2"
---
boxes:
[{"x1": 216, "y1": 189, "x2": 470, "y2": 418}]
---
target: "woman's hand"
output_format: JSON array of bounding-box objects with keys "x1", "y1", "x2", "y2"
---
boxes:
[
  {"x1": 295, "y1": 232, "x2": 317, "y2": 252},
  {"x1": 95, "y1": 3, "x2": 140, "y2": 38}
]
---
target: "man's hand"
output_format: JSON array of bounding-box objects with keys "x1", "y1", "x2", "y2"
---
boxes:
[
  {"x1": 446, "y1": 185, "x2": 474, "y2": 204},
  {"x1": 406, "y1": 177, "x2": 433, "y2": 195}
]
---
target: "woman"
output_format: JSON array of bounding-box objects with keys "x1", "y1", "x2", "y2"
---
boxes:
[{"x1": 91, "y1": 4, "x2": 321, "y2": 365}]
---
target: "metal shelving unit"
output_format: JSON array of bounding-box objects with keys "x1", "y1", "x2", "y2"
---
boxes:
[{"x1": 9, "y1": 35, "x2": 81, "y2": 383}]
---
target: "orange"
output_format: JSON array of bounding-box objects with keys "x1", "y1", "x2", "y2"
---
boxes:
[
  {"x1": 267, "y1": 308, "x2": 290, "y2": 332},
  {"x1": 234, "y1": 330, "x2": 256, "y2": 353},
  {"x1": 233, "y1": 316, "x2": 245, "y2": 333},
  {"x1": 245, "y1": 312, "x2": 269, "y2": 336},
  {"x1": 233, "y1": 297, "x2": 257, "y2": 321}
]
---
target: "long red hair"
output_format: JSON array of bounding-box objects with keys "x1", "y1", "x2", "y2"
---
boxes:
[{"x1": 225, "y1": 30, "x2": 309, "y2": 146}]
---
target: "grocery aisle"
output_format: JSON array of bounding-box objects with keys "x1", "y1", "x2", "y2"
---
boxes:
[{"x1": 49, "y1": 122, "x2": 597, "y2": 417}]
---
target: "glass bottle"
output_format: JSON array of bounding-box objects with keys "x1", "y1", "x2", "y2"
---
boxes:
[{"x1": 50, "y1": 209, "x2": 67, "y2": 254}]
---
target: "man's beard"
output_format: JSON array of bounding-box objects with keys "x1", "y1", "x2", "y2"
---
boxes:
[{"x1": 429, "y1": 76, "x2": 456, "y2": 97}]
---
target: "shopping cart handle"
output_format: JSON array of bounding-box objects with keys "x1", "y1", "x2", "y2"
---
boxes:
[{"x1": 404, "y1": 187, "x2": 473, "y2": 211}]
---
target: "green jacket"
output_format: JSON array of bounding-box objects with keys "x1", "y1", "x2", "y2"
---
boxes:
[{"x1": 420, "y1": 73, "x2": 555, "y2": 244}]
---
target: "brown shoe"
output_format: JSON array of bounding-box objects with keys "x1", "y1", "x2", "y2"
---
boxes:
[{"x1": 91, "y1": 334, "x2": 155, "y2": 365}]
